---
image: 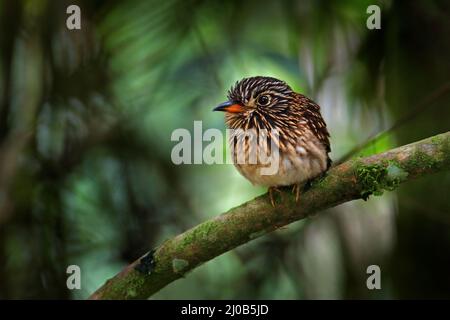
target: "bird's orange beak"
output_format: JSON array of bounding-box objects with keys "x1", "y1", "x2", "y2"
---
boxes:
[{"x1": 213, "y1": 100, "x2": 243, "y2": 113}]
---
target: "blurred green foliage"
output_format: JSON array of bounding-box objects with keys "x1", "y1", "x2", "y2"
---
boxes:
[{"x1": 0, "y1": 0, "x2": 449, "y2": 299}]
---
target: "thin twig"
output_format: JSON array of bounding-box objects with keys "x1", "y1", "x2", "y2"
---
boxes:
[{"x1": 335, "y1": 82, "x2": 450, "y2": 165}]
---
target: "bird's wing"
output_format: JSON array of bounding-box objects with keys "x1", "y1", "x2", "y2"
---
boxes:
[{"x1": 295, "y1": 94, "x2": 332, "y2": 168}]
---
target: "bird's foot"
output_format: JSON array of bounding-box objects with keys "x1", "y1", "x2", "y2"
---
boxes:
[
  {"x1": 268, "y1": 186, "x2": 282, "y2": 207},
  {"x1": 292, "y1": 184, "x2": 301, "y2": 203}
]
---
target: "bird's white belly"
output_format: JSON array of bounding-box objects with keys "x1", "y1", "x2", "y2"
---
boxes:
[
  {"x1": 235, "y1": 155, "x2": 319, "y2": 187},
  {"x1": 230, "y1": 128, "x2": 329, "y2": 187},
  {"x1": 234, "y1": 146, "x2": 327, "y2": 187}
]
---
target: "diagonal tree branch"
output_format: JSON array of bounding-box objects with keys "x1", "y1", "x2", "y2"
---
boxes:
[{"x1": 89, "y1": 131, "x2": 450, "y2": 300}]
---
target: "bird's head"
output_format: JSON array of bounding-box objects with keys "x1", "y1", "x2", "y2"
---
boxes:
[{"x1": 213, "y1": 76, "x2": 296, "y2": 130}]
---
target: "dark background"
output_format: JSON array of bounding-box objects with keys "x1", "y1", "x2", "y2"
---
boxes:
[{"x1": 0, "y1": 0, "x2": 449, "y2": 299}]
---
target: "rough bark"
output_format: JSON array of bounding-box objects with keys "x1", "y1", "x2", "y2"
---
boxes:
[{"x1": 89, "y1": 131, "x2": 450, "y2": 300}]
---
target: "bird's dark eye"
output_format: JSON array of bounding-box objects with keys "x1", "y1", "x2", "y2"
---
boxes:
[{"x1": 257, "y1": 95, "x2": 270, "y2": 106}]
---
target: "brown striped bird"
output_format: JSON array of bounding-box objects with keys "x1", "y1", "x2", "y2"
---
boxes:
[{"x1": 213, "y1": 76, "x2": 331, "y2": 206}]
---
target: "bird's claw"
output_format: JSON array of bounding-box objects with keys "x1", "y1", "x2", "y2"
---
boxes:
[
  {"x1": 268, "y1": 186, "x2": 282, "y2": 207},
  {"x1": 269, "y1": 184, "x2": 301, "y2": 206},
  {"x1": 292, "y1": 184, "x2": 301, "y2": 203}
]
